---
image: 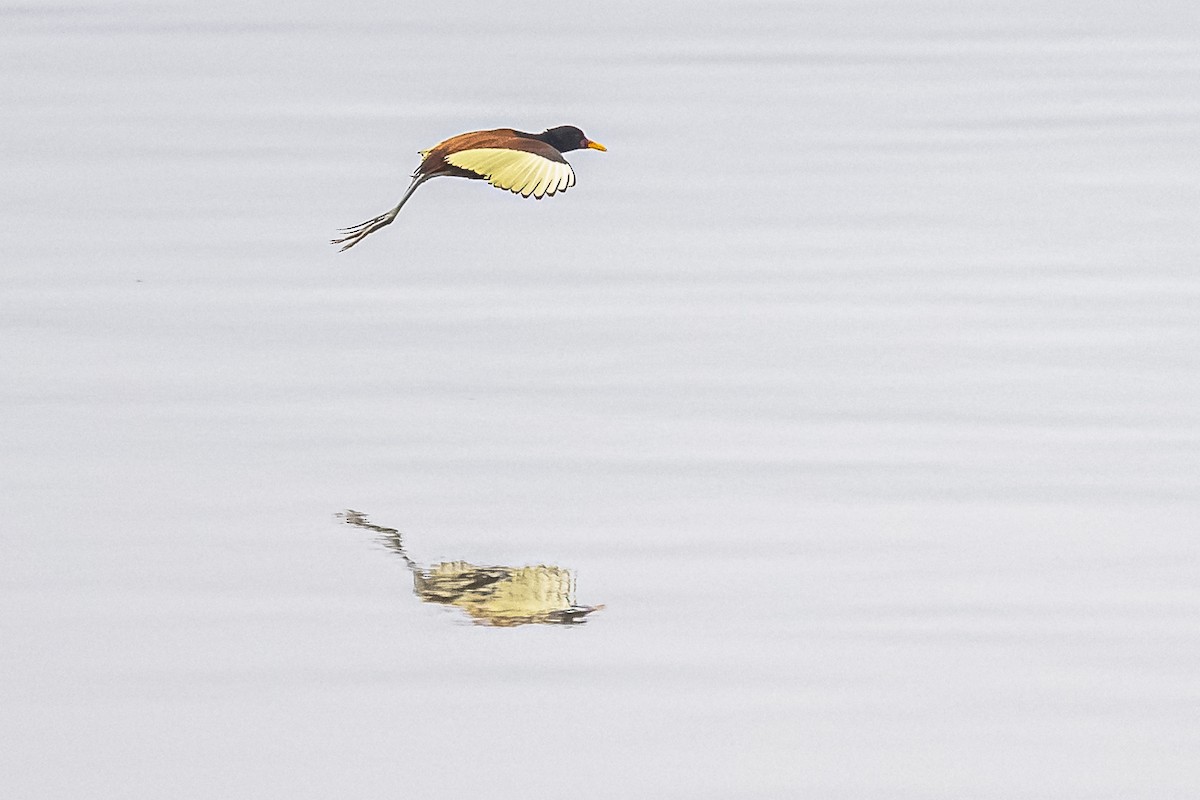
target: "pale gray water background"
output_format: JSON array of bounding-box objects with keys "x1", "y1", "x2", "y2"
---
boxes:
[{"x1": 3, "y1": 0, "x2": 1199, "y2": 796}]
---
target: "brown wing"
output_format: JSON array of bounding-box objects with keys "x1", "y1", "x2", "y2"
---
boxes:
[{"x1": 417, "y1": 129, "x2": 572, "y2": 188}]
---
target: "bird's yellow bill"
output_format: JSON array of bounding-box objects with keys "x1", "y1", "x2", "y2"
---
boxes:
[{"x1": 586, "y1": 140, "x2": 607, "y2": 151}]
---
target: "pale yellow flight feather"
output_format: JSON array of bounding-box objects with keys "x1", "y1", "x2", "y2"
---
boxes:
[{"x1": 444, "y1": 148, "x2": 576, "y2": 198}]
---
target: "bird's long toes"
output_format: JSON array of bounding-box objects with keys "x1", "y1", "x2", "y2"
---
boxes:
[
  {"x1": 340, "y1": 214, "x2": 388, "y2": 232},
  {"x1": 338, "y1": 233, "x2": 368, "y2": 252},
  {"x1": 331, "y1": 231, "x2": 363, "y2": 246}
]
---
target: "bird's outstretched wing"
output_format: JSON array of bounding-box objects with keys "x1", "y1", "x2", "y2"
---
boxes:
[{"x1": 444, "y1": 148, "x2": 576, "y2": 199}]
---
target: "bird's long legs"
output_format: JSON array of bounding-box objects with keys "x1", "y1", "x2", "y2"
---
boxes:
[{"x1": 332, "y1": 174, "x2": 430, "y2": 251}]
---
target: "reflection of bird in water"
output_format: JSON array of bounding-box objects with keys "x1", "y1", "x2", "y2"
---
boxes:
[{"x1": 339, "y1": 510, "x2": 603, "y2": 627}]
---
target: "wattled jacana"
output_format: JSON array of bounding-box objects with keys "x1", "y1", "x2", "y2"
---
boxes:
[{"x1": 333, "y1": 125, "x2": 607, "y2": 251}]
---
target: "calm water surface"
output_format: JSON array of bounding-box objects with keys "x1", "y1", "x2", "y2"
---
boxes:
[{"x1": 2, "y1": 1, "x2": 1198, "y2": 797}]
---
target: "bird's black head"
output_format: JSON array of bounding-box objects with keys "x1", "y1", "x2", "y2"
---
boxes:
[{"x1": 540, "y1": 125, "x2": 607, "y2": 154}]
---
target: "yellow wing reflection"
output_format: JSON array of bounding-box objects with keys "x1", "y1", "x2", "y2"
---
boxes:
[{"x1": 339, "y1": 510, "x2": 604, "y2": 627}]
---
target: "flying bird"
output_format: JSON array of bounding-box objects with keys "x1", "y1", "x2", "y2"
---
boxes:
[{"x1": 333, "y1": 125, "x2": 607, "y2": 251}]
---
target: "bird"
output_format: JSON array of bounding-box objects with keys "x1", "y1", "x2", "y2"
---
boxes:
[{"x1": 332, "y1": 125, "x2": 607, "y2": 251}]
